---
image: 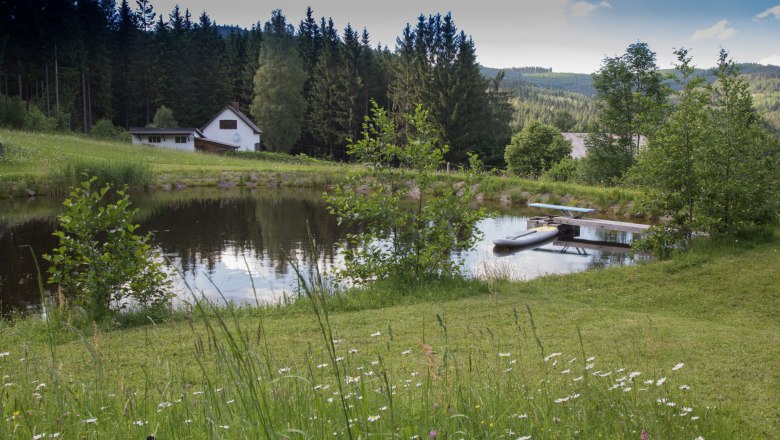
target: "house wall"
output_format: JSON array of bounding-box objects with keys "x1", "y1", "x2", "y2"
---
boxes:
[
  {"x1": 201, "y1": 108, "x2": 261, "y2": 152},
  {"x1": 131, "y1": 134, "x2": 195, "y2": 151}
]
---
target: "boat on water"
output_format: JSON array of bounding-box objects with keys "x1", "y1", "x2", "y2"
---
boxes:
[{"x1": 493, "y1": 225, "x2": 559, "y2": 248}]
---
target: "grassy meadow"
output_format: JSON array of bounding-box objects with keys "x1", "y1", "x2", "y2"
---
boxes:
[
  {"x1": 1, "y1": 228, "x2": 778, "y2": 439},
  {"x1": 0, "y1": 129, "x2": 644, "y2": 215}
]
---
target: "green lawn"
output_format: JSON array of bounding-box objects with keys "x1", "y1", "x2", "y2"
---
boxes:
[{"x1": 1, "y1": 229, "x2": 777, "y2": 438}]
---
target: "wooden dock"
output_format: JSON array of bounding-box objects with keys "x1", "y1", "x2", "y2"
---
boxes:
[{"x1": 528, "y1": 216, "x2": 651, "y2": 234}]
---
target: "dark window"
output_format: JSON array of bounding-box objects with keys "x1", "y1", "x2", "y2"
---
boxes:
[
  {"x1": 219, "y1": 119, "x2": 237, "y2": 129},
  {"x1": 148, "y1": 136, "x2": 161, "y2": 143},
  {"x1": 175, "y1": 135, "x2": 187, "y2": 143}
]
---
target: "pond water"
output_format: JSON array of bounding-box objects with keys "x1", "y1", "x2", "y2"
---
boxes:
[{"x1": 0, "y1": 188, "x2": 644, "y2": 315}]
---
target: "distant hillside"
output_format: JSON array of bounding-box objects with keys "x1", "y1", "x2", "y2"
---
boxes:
[{"x1": 481, "y1": 64, "x2": 780, "y2": 134}]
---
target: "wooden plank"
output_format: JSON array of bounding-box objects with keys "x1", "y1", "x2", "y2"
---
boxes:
[
  {"x1": 528, "y1": 203, "x2": 596, "y2": 213},
  {"x1": 551, "y1": 216, "x2": 651, "y2": 234}
]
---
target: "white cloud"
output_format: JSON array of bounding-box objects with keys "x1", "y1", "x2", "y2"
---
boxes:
[
  {"x1": 754, "y1": 5, "x2": 780, "y2": 20},
  {"x1": 689, "y1": 20, "x2": 735, "y2": 42},
  {"x1": 568, "y1": 1, "x2": 611, "y2": 17},
  {"x1": 758, "y1": 54, "x2": 780, "y2": 66}
]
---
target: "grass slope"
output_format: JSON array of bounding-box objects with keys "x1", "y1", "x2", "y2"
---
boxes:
[{"x1": 1, "y1": 230, "x2": 777, "y2": 438}]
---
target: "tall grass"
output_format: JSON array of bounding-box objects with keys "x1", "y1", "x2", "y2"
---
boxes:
[
  {"x1": 54, "y1": 159, "x2": 152, "y2": 190},
  {"x1": 0, "y1": 240, "x2": 732, "y2": 439}
]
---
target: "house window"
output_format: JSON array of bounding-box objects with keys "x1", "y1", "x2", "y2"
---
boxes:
[
  {"x1": 219, "y1": 119, "x2": 237, "y2": 129},
  {"x1": 148, "y1": 136, "x2": 161, "y2": 143},
  {"x1": 175, "y1": 135, "x2": 187, "y2": 143}
]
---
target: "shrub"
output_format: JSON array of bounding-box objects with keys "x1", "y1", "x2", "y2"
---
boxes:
[
  {"x1": 505, "y1": 120, "x2": 572, "y2": 178},
  {"x1": 543, "y1": 156, "x2": 581, "y2": 182},
  {"x1": 91, "y1": 118, "x2": 122, "y2": 139},
  {"x1": 325, "y1": 102, "x2": 487, "y2": 282},
  {"x1": 148, "y1": 105, "x2": 178, "y2": 128},
  {"x1": 43, "y1": 178, "x2": 171, "y2": 321}
]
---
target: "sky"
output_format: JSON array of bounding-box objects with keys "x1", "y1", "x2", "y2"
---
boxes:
[{"x1": 147, "y1": 0, "x2": 780, "y2": 73}]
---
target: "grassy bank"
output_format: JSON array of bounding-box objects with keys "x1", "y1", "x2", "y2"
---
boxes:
[
  {"x1": 0, "y1": 129, "x2": 644, "y2": 214},
  {"x1": 1, "y1": 228, "x2": 777, "y2": 438}
]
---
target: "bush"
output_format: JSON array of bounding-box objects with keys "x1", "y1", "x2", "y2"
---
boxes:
[
  {"x1": 542, "y1": 156, "x2": 581, "y2": 182},
  {"x1": 43, "y1": 178, "x2": 171, "y2": 321},
  {"x1": 505, "y1": 120, "x2": 571, "y2": 178},
  {"x1": 91, "y1": 118, "x2": 122, "y2": 139},
  {"x1": 325, "y1": 102, "x2": 487, "y2": 282},
  {"x1": 148, "y1": 105, "x2": 178, "y2": 128}
]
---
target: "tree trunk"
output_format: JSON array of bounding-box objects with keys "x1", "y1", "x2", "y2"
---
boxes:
[
  {"x1": 82, "y1": 72, "x2": 88, "y2": 132},
  {"x1": 45, "y1": 62, "x2": 51, "y2": 117},
  {"x1": 54, "y1": 43, "x2": 60, "y2": 114}
]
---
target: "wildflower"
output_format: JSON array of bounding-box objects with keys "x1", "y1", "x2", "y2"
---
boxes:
[
  {"x1": 371, "y1": 361, "x2": 380, "y2": 366},
  {"x1": 317, "y1": 363, "x2": 328, "y2": 369},
  {"x1": 569, "y1": 357, "x2": 577, "y2": 363},
  {"x1": 691, "y1": 416, "x2": 700, "y2": 421},
  {"x1": 518, "y1": 436, "x2": 532, "y2": 440},
  {"x1": 554, "y1": 396, "x2": 570, "y2": 403},
  {"x1": 543, "y1": 352, "x2": 562, "y2": 362},
  {"x1": 36, "y1": 383, "x2": 47, "y2": 390},
  {"x1": 184, "y1": 419, "x2": 193, "y2": 424},
  {"x1": 226, "y1": 399, "x2": 235, "y2": 404},
  {"x1": 498, "y1": 352, "x2": 511, "y2": 357},
  {"x1": 672, "y1": 362, "x2": 685, "y2": 371},
  {"x1": 380, "y1": 406, "x2": 389, "y2": 411},
  {"x1": 82, "y1": 418, "x2": 98, "y2": 424},
  {"x1": 336, "y1": 356, "x2": 344, "y2": 362},
  {"x1": 157, "y1": 401, "x2": 172, "y2": 410},
  {"x1": 33, "y1": 434, "x2": 46, "y2": 440},
  {"x1": 0, "y1": 352, "x2": 9, "y2": 357},
  {"x1": 371, "y1": 332, "x2": 381, "y2": 337},
  {"x1": 694, "y1": 437, "x2": 704, "y2": 440},
  {"x1": 586, "y1": 356, "x2": 595, "y2": 362},
  {"x1": 585, "y1": 363, "x2": 595, "y2": 370},
  {"x1": 278, "y1": 367, "x2": 291, "y2": 374},
  {"x1": 666, "y1": 401, "x2": 676, "y2": 407},
  {"x1": 623, "y1": 387, "x2": 632, "y2": 392},
  {"x1": 679, "y1": 384, "x2": 690, "y2": 391},
  {"x1": 504, "y1": 367, "x2": 513, "y2": 372},
  {"x1": 48, "y1": 434, "x2": 60, "y2": 438},
  {"x1": 682, "y1": 407, "x2": 693, "y2": 413},
  {"x1": 629, "y1": 371, "x2": 641, "y2": 379},
  {"x1": 429, "y1": 430, "x2": 437, "y2": 439},
  {"x1": 615, "y1": 368, "x2": 625, "y2": 372},
  {"x1": 345, "y1": 376, "x2": 360, "y2": 384},
  {"x1": 219, "y1": 425, "x2": 230, "y2": 429},
  {"x1": 193, "y1": 391, "x2": 204, "y2": 395},
  {"x1": 655, "y1": 377, "x2": 666, "y2": 386},
  {"x1": 573, "y1": 376, "x2": 584, "y2": 381},
  {"x1": 401, "y1": 350, "x2": 412, "y2": 355},
  {"x1": 644, "y1": 380, "x2": 655, "y2": 385},
  {"x1": 132, "y1": 420, "x2": 147, "y2": 426},
  {"x1": 368, "y1": 415, "x2": 380, "y2": 422},
  {"x1": 641, "y1": 430, "x2": 650, "y2": 440},
  {"x1": 349, "y1": 349, "x2": 359, "y2": 354},
  {"x1": 333, "y1": 339, "x2": 344, "y2": 344},
  {"x1": 327, "y1": 397, "x2": 334, "y2": 403},
  {"x1": 411, "y1": 371, "x2": 419, "y2": 377}
]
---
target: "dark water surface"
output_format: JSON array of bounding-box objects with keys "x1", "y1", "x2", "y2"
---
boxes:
[{"x1": 0, "y1": 188, "x2": 644, "y2": 315}]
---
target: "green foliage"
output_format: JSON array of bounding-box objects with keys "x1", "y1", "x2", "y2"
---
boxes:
[
  {"x1": 325, "y1": 102, "x2": 487, "y2": 282},
  {"x1": 250, "y1": 22, "x2": 307, "y2": 153},
  {"x1": 583, "y1": 42, "x2": 668, "y2": 183},
  {"x1": 542, "y1": 156, "x2": 581, "y2": 182},
  {"x1": 56, "y1": 160, "x2": 152, "y2": 189},
  {"x1": 90, "y1": 118, "x2": 124, "y2": 140},
  {"x1": 634, "y1": 49, "x2": 780, "y2": 254},
  {"x1": 43, "y1": 178, "x2": 171, "y2": 321},
  {"x1": 504, "y1": 120, "x2": 571, "y2": 178},
  {"x1": 0, "y1": 95, "x2": 57, "y2": 131},
  {"x1": 147, "y1": 105, "x2": 178, "y2": 128}
]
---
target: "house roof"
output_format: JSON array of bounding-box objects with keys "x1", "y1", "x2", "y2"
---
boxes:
[
  {"x1": 201, "y1": 104, "x2": 263, "y2": 134},
  {"x1": 129, "y1": 127, "x2": 204, "y2": 136}
]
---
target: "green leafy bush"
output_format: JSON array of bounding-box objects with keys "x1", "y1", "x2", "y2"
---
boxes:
[
  {"x1": 44, "y1": 177, "x2": 171, "y2": 320},
  {"x1": 325, "y1": 102, "x2": 487, "y2": 282},
  {"x1": 91, "y1": 118, "x2": 122, "y2": 139},
  {"x1": 542, "y1": 156, "x2": 581, "y2": 182},
  {"x1": 505, "y1": 120, "x2": 571, "y2": 178}
]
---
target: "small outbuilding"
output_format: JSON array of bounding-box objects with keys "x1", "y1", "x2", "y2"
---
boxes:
[{"x1": 129, "y1": 127, "x2": 204, "y2": 151}]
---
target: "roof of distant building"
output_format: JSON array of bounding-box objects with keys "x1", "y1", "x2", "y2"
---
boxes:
[
  {"x1": 129, "y1": 127, "x2": 204, "y2": 136},
  {"x1": 201, "y1": 103, "x2": 263, "y2": 134}
]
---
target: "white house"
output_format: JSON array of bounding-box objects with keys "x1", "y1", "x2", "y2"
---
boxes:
[
  {"x1": 129, "y1": 127, "x2": 204, "y2": 151},
  {"x1": 200, "y1": 103, "x2": 262, "y2": 152}
]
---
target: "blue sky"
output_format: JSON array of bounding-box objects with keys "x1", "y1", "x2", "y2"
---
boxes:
[{"x1": 149, "y1": 0, "x2": 780, "y2": 73}]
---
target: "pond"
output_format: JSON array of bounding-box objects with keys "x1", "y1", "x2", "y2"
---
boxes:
[{"x1": 0, "y1": 188, "x2": 645, "y2": 315}]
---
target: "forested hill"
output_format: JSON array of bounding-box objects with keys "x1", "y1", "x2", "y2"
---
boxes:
[{"x1": 482, "y1": 64, "x2": 780, "y2": 133}]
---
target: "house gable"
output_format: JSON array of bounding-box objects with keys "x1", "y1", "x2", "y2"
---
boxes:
[{"x1": 200, "y1": 104, "x2": 262, "y2": 152}]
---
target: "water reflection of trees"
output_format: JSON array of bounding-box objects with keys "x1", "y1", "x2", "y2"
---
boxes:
[{"x1": 139, "y1": 190, "x2": 354, "y2": 278}]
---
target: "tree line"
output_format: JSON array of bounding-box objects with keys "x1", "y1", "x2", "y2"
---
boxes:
[{"x1": 0, "y1": 1, "x2": 512, "y2": 164}]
